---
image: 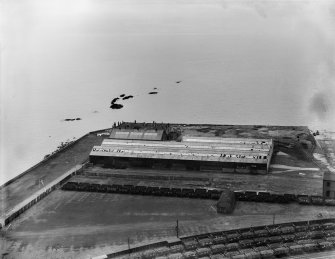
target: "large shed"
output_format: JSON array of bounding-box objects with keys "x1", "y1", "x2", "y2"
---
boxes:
[{"x1": 89, "y1": 136, "x2": 273, "y2": 173}]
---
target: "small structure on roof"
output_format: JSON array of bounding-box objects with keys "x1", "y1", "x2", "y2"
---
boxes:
[
  {"x1": 216, "y1": 189, "x2": 236, "y2": 214},
  {"x1": 109, "y1": 128, "x2": 168, "y2": 141}
]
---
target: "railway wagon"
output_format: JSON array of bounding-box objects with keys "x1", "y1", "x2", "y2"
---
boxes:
[
  {"x1": 267, "y1": 236, "x2": 282, "y2": 244},
  {"x1": 323, "y1": 222, "x2": 335, "y2": 230},
  {"x1": 225, "y1": 242, "x2": 239, "y2": 252},
  {"x1": 253, "y1": 229, "x2": 268, "y2": 238},
  {"x1": 210, "y1": 244, "x2": 226, "y2": 254},
  {"x1": 197, "y1": 237, "x2": 212, "y2": 247},
  {"x1": 302, "y1": 243, "x2": 318, "y2": 252},
  {"x1": 210, "y1": 254, "x2": 228, "y2": 259},
  {"x1": 160, "y1": 188, "x2": 171, "y2": 196},
  {"x1": 182, "y1": 238, "x2": 198, "y2": 251},
  {"x1": 318, "y1": 241, "x2": 333, "y2": 250},
  {"x1": 231, "y1": 254, "x2": 246, "y2": 259},
  {"x1": 311, "y1": 196, "x2": 324, "y2": 205},
  {"x1": 324, "y1": 229, "x2": 335, "y2": 237},
  {"x1": 259, "y1": 249, "x2": 274, "y2": 259},
  {"x1": 212, "y1": 235, "x2": 227, "y2": 245},
  {"x1": 155, "y1": 247, "x2": 171, "y2": 257},
  {"x1": 288, "y1": 244, "x2": 304, "y2": 255},
  {"x1": 244, "y1": 251, "x2": 261, "y2": 259},
  {"x1": 225, "y1": 250, "x2": 240, "y2": 258},
  {"x1": 325, "y1": 236, "x2": 335, "y2": 246},
  {"x1": 297, "y1": 195, "x2": 311, "y2": 205},
  {"x1": 167, "y1": 253, "x2": 183, "y2": 259},
  {"x1": 239, "y1": 239, "x2": 254, "y2": 249},
  {"x1": 283, "y1": 193, "x2": 296, "y2": 202},
  {"x1": 241, "y1": 230, "x2": 254, "y2": 239},
  {"x1": 280, "y1": 225, "x2": 295, "y2": 235},
  {"x1": 209, "y1": 190, "x2": 222, "y2": 199},
  {"x1": 169, "y1": 244, "x2": 184, "y2": 254},
  {"x1": 226, "y1": 232, "x2": 241, "y2": 243},
  {"x1": 183, "y1": 251, "x2": 197, "y2": 259},
  {"x1": 266, "y1": 226, "x2": 281, "y2": 236},
  {"x1": 196, "y1": 248, "x2": 211, "y2": 257},
  {"x1": 195, "y1": 188, "x2": 210, "y2": 199},
  {"x1": 181, "y1": 188, "x2": 195, "y2": 198},
  {"x1": 253, "y1": 237, "x2": 268, "y2": 246},
  {"x1": 309, "y1": 223, "x2": 324, "y2": 231},
  {"x1": 325, "y1": 199, "x2": 335, "y2": 206},
  {"x1": 309, "y1": 230, "x2": 325, "y2": 239},
  {"x1": 293, "y1": 222, "x2": 309, "y2": 232},
  {"x1": 257, "y1": 192, "x2": 271, "y2": 202},
  {"x1": 281, "y1": 234, "x2": 295, "y2": 242}
]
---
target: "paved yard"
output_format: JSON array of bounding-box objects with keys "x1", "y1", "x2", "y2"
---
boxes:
[{"x1": 6, "y1": 189, "x2": 335, "y2": 253}]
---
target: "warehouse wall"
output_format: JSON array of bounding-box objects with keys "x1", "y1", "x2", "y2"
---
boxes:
[{"x1": 89, "y1": 156, "x2": 268, "y2": 173}]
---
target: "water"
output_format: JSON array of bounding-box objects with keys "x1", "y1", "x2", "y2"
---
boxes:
[{"x1": 1, "y1": 0, "x2": 335, "y2": 184}]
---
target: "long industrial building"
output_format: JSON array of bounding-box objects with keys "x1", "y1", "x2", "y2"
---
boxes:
[{"x1": 89, "y1": 136, "x2": 274, "y2": 174}]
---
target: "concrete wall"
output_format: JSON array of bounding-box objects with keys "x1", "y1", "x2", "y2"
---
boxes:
[{"x1": 323, "y1": 180, "x2": 335, "y2": 198}]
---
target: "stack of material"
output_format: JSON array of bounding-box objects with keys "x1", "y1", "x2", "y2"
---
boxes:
[{"x1": 217, "y1": 189, "x2": 236, "y2": 214}]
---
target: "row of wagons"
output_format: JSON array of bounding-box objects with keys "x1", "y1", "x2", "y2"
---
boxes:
[
  {"x1": 103, "y1": 219, "x2": 335, "y2": 259},
  {"x1": 62, "y1": 182, "x2": 335, "y2": 206},
  {"x1": 62, "y1": 182, "x2": 222, "y2": 199}
]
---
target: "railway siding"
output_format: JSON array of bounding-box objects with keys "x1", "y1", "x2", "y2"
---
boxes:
[{"x1": 91, "y1": 219, "x2": 335, "y2": 259}]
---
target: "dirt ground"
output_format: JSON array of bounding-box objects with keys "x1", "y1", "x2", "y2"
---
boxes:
[{"x1": 3, "y1": 189, "x2": 335, "y2": 258}]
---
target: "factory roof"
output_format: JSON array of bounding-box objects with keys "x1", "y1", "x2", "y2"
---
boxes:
[
  {"x1": 90, "y1": 138, "x2": 273, "y2": 164},
  {"x1": 182, "y1": 136, "x2": 273, "y2": 145},
  {"x1": 109, "y1": 128, "x2": 165, "y2": 141}
]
